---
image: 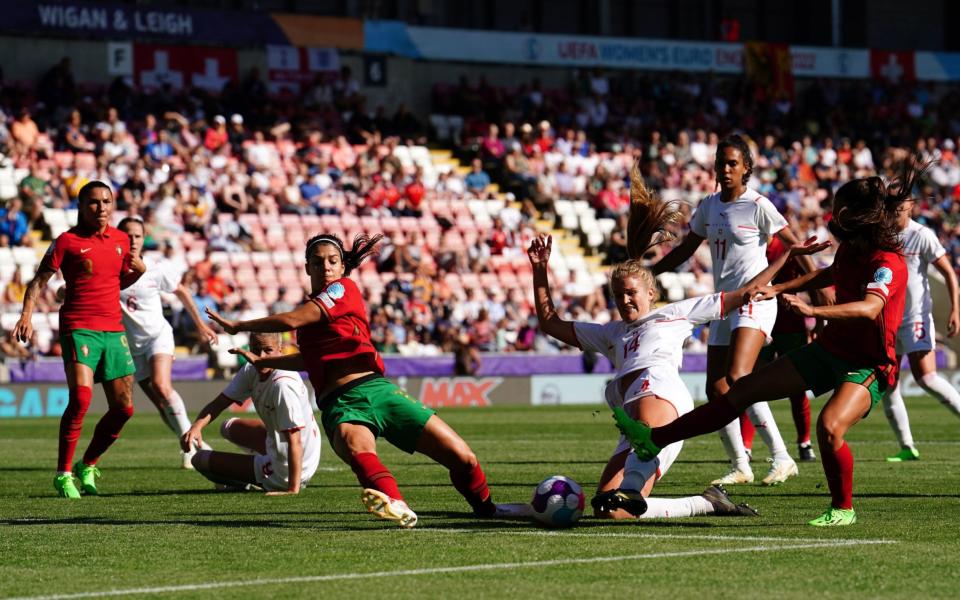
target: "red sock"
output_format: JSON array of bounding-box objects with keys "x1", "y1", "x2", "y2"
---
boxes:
[
  {"x1": 350, "y1": 452, "x2": 403, "y2": 501},
  {"x1": 819, "y1": 441, "x2": 854, "y2": 509},
  {"x1": 652, "y1": 399, "x2": 740, "y2": 449},
  {"x1": 790, "y1": 393, "x2": 811, "y2": 444},
  {"x1": 739, "y1": 413, "x2": 756, "y2": 451},
  {"x1": 450, "y1": 462, "x2": 495, "y2": 516},
  {"x1": 57, "y1": 385, "x2": 93, "y2": 472},
  {"x1": 81, "y1": 405, "x2": 134, "y2": 466}
]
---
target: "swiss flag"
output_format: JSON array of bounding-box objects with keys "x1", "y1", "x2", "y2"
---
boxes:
[
  {"x1": 870, "y1": 50, "x2": 915, "y2": 84},
  {"x1": 134, "y1": 44, "x2": 238, "y2": 93}
]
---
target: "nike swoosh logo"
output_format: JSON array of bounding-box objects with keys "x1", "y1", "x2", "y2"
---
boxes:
[{"x1": 80, "y1": 248, "x2": 91, "y2": 254}]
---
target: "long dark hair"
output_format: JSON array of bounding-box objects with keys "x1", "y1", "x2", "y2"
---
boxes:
[
  {"x1": 715, "y1": 134, "x2": 754, "y2": 186},
  {"x1": 305, "y1": 232, "x2": 383, "y2": 276},
  {"x1": 828, "y1": 159, "x2": 927, "y2": 252}
]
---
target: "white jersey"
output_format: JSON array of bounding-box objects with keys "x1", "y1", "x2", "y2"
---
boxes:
[
  {"x1": 900, "y1": 219, "x2": 946, "y2": 321},
  {"x1": 119, "y1": 258, "x2": 181, "y2": 350},
  {"x1": 574, "y1": 293, "x2": 723, "y2": 389},
  {"x1": 690, "y1": 189, "x2": 787, "y2": 291},
  {"x1": 222, "y1": 365, "x2": 321, "y2": 484}
]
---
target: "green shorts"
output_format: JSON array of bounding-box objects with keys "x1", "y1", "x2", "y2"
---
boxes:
[
  {"x1": 60, "y1": 329, "x2": 135, "y2": 383},
  {"x1": 784, "y1": 341, "x2": 889, "y2": 409},
  {"x1": 319, "y1": 375, "x2": 436, "y2": 454},
  {"x1": 759, "y1": 331, "x2": 808, "y2": 362}
]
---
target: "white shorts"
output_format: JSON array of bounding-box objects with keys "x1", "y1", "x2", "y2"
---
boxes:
[
  {"x1": 896, "y1": 312, "x2": 935, "y2": 355},
  {"x1": 708, "y1": 297, "x2": 777, "y2": 346},
  {"x1": 130, "y1": 329, "x2": 176, "y2": 382},
  {"x1": 609, "y1": 368, "x2": 693, "y2": 481},
  {"x1": 254, "y1": 451, "x2": 318, "y2": 492}
]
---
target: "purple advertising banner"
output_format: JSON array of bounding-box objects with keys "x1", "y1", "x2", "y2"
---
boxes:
[{"x1": 7, "y1": 356, "x2": 208, "y2": 383}]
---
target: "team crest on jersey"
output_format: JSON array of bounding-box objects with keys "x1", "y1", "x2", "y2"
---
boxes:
[{"x1": 116, "y1": 246, "x2": 122, "y2": 256}]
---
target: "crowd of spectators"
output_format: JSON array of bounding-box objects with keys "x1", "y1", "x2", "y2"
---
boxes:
[{"x1": 4, "y1": 58, "x2": 960, "y2": 366}]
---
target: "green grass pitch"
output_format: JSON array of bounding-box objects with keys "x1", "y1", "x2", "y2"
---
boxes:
[{"x1": 1, "y1": 396, "x2": 958, "y2": 599}]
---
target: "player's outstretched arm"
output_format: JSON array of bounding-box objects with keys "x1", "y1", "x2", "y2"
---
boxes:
[
  {"x1": 207, "y1": 302, "x2": 323, "y2": 335},
  {"x1": 13, "y1": 267, "x2": 56, "y2": 344},
  {"x1": 229, "y1": 347, "x2": 306, "y2": 371},
  {"x1": 650, "y1": 232, "x2": 705, "y2": 276},
  {"x1": 181, "y1": 393, "x2": 234, "y2": 452},
  {"x1": 725, "y1": 236, "x2": 832, "y2": 314},
  {"x1": 267, "y1": 429, "x2": 303, "y2": 496},
  {"x1": 780, "y1": 292, "x2": 884, "y2": 321},
  {"x1": 528, "y1": 234, "x2": 578, "y2": 347},
  {"x1": 174, "y1": 284, "x2": 218, "y2": 345},
  {"x1": 933, "y1": 254, "x2": 960, "y2": 337}
]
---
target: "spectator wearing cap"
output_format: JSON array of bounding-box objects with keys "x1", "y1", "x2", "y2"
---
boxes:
[
  {"x1": 228, "y1": 114, "x2": 247, "y2": 155},
  {"x1": 204, "y1": 115, "x2": 228, "y2": 153}
]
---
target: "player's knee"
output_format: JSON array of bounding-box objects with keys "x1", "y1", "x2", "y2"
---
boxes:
[
  {"x1": 192, "y1": 449, "x2": 212, "y2": 471},
  {"x1": 220, "y1": 418, "x2": 237, "y2": 442},
  {"x1": 151, "y1": 380, "x2": 174, "y2": 402},
  {"x1": 816, "y1": 417, "x2": 842, "y2": 448}
]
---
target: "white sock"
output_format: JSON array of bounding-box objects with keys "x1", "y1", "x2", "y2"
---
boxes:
[
  {"x1": 163, "y1": 391, "x2": 192, "y2": 438},
  {"x1": 882, "y1": 380, "x2": 915, "y2": 449},
  {"x1": 718, "y1": 418, "x2": 751, "y2": 472},
  {"x1": 621, "y1": 451, "x2": 660, "y2": 492},
  {"x1": 640, "y1": 495, "x2": 714, "y2": 519},
  {"x1": 746, "y1": 401, "x2": 792, "y2": 462},
  {"x1": 920, "y1": 372, "x2": 960, "y2": 418}
]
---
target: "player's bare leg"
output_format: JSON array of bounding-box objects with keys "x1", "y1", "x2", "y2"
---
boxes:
[
  {"x1": 707, "y1": 345, "x2": 753, "y2": 483},
  {"x1": 191, "y1": 450, "x2": 258, "y2": 489},
  {"x1": 416, "y1": 415, "x2": 503, "y2": 517},
  {"x1": 728, "y1": 328, "x2": 797, "y2": 485},
  {"x1": 810, "y1": 383, "x2": 870, "y2": 526},
  {"x1": 76, "y1": 374, "x2": 135, "y2": 495},
  {"x1": 220, "y1": 418, "x2": 268, "y2": 454},
  {"x1": 140, "y1": 354, "x2": 210, "y2": 468},
  {"x1": 332, "y1": 422, "x2": 416, "y2": 527},
  {"x1": 55, "y1": 362, "x2": 95, "y2": 498}
]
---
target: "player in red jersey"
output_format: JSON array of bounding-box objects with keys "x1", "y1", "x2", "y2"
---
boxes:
[
  {"x1": 13, "y1": 181, "x2": 146, "y2": 498},
  {"x1": 740, "y1": 235, "x2": 816, "y2": 462},
  {"x1": 206, "y1": 233, "x2": 512, "y2": 527},
  {"x1": 615, "y1": 164, "x2": 922, "y2": 526}
]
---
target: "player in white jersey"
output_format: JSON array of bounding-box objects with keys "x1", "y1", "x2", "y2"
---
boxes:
[
  {"x1": 117, "y1": 218, "x2": 218, "y2": 468},
  {"x1": 182, "y1": 332, "x2": 321, "y2": 493},
  {"x1": 651, "y1": 135, "x2": 818, "y2": 485},
  {"x1": 882, "y1": 201, "x2": 960, "y2": 461},
  {"x1": 528, "y1": 167, "x2": 829, "y2": 518}
]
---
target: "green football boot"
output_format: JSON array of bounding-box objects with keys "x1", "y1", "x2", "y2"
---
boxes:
[
  {"x1": 886, "y1": 447, "x2": 920, "y2": 462},
  {"x1": 54, "y1": 473, "x2": 81, "y2": 499},
  {"x1": 73, "y1": 462, "x2": 101, "y2": 496},
  {"x1": 611, "y1": 407, "x2": 661, "y2": 460},
  {"x1": 808, "y1": 507, "x2": 857, "y2": 527}
]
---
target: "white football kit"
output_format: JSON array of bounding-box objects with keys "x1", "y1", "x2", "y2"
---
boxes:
[
  {"x1": 896, "y1": 219, "x2": 946, "y2": 355},
  {"x1": 119, "y1": 258, "x2": 182, "y2": 381},
  {"x1": 689, "y1": 189, "x2": 786, "y2": 345},
  {"x1": 222, "y1": 365, "x2": 321, "y2": 491},
  {"x1": 574, "y1": 293, "x2": 724, "y2": 479}
]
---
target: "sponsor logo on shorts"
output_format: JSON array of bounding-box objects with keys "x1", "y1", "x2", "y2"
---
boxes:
[{"x1": 80, "y1": 344, "x2": 89, "y2": 358}]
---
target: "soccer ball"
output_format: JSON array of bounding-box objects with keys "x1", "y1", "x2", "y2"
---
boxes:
[{"x1": 530, "y1": 475, "x2": 585, "y2": 528}]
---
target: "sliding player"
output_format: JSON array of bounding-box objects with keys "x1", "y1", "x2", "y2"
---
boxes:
[
  {"x1": 652, "y1": 135, "x2": 810, "y2": 485},
  {"x1": 13, "y1": 181, "x2": 145, "y2": 498},
  {"x1": 117, "y1": 217, "x2": 218, "y2": 468},
  {"x1": 182, "y1": 332, "x2": 321, "y2": 494},
  {"x1": 530, "y1": 166, "x2": 828, "y2": 519},
  {"x1": 616, "y1": 164, "x2": 922, "y2": 526},
  {"x1": 882, "y1": 196, "x2": 960, "y2": 461},
  {"x1": 206, "y1": 233, "x2": 512, "y2": 527}
]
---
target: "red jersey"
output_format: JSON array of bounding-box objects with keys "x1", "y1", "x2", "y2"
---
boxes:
[
  {"x1": 818, "y1": 243, "x2": 906, "y2": 385},
  {"x1": 297, "y1": 277, "x2": 384, "y2": 397},
  {"x1": 766, "y1": 237, "x2": 806, "y2": 334},
  {"x1": 40, "y1": 226, "x2": 133, "y2": 333}
]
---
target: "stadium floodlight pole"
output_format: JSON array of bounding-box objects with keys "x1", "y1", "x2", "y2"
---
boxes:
[{"x1": 831, "y1": 0, "x2": 841, "y2": 46}]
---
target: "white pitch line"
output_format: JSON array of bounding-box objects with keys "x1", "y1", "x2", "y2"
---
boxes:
[
  {"x1": 5, "y1": 539, "x2": 895, "y2": 600},
  {"x1": 416, "y1": 528, "x2": 896, "y2": 544}
]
